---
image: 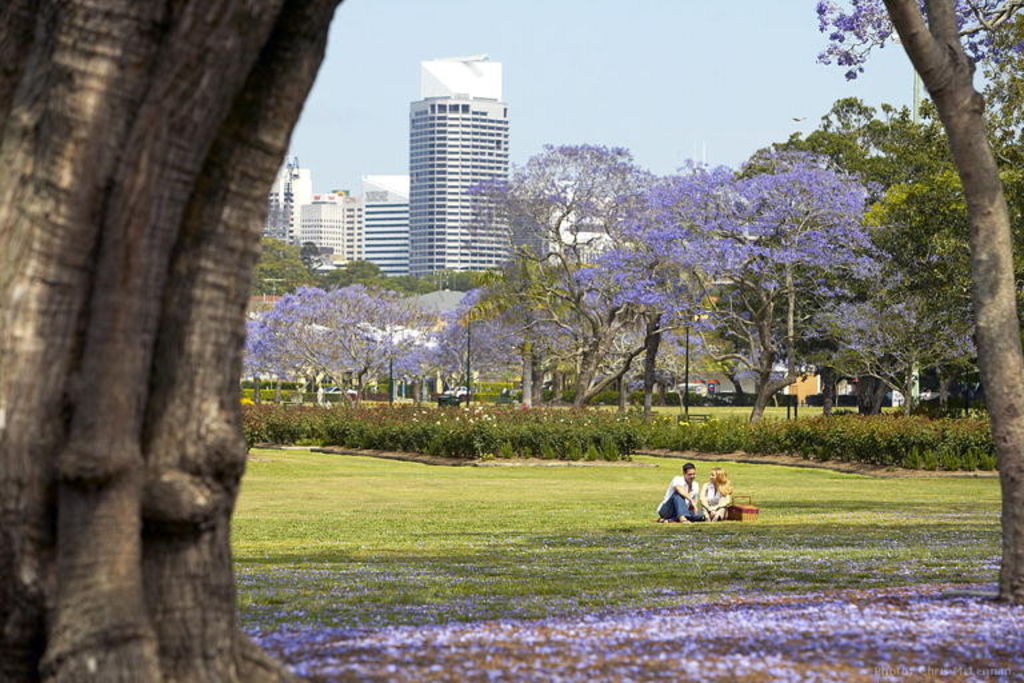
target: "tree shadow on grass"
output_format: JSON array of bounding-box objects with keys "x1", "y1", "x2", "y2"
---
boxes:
[{"x1": 235, "y1": 517, "x2": 1001, "y2": 633}]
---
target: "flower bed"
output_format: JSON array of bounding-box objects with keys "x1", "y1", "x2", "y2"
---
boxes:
[
  {"x1": 640, "y1": 415, "x2": 997, "y2": 471},
  {"x1": 242, "y1": 406, "x2": 997, "y2": 470},
  {"x1": 242, "y1": 405, "x2": 639, "y2": 461}
]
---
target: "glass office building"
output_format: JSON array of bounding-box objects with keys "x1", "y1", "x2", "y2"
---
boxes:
[{"x1": 409, "y1": 56, "x2": 510, "y2": 275}]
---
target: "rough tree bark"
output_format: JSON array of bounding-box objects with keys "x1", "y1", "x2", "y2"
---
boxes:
[
  {"x1": 0, "y1": 1, "x2": 340, "y2": 680},
  {"x1": 884, "y1": 0, "x2": 1024, "y2": 602},
  {"x1": 856, "y1": 376, "x2": 888, "y2": 415}
]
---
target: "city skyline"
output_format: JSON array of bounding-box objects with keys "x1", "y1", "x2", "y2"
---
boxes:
[{"x1": 286, "y1": 1, "x2": 917, "y2": 194}]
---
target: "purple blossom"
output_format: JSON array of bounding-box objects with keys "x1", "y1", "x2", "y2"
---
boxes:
[
  {"x1": 251, "y1": 584, "x2": 1023, "y2": 681},
  {"x1": 817, "y1": 1, "x2": 1024, "y2": 79}
]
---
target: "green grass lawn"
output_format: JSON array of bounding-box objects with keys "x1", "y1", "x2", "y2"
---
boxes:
[{"x1": 233, "y1": 449, "x2": 1001, "y2": 633}]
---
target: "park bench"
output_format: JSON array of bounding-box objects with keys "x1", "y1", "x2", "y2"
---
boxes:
[{"x1": 677, "y1": 414, "x2": 710, "y2": 424}]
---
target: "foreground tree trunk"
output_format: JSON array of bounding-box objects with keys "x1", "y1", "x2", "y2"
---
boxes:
[
  {"x1": 0, "y1": 1, "x2": 340, "y2": 680},
  {"x1": 884, "y1": 0, "x2": 1024, "y2": 602}
]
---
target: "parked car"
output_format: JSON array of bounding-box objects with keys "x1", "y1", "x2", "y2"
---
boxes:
[
  {"x1": 437, "y1": 392, "x2": 462, "y2": 407},
  {"x1": 324, "y1": 386, "x2": 358, "y2": 398}
]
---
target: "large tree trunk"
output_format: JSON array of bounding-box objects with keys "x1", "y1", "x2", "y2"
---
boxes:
[
  {"x1": 0, "y1": 1, "x2": 340, "y2": 680},
  {"x1": 885, "y1": 0, "x2": 1024, "y2": 602},
  {"x1": 855, "y1": 376, "x2": 888, "y2": 415}
]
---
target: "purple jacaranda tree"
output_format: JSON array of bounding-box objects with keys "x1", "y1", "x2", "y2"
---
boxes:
[
  {"x1": 476, "y1": 145, "x2": 655, "y2": 408},
  {"x1": 821, "y1": 296, "x2": 975, "y2": 415},
  {"x1": 243, "y1": 318, "x2": 305, "y2": 404},
  {"x1": 818, "y1": 0, "x2": 1024, "y2": 603},
  {"x1": 257, "y1": 285, "x2": 430, "y2": 404},
  {"x1": 470, "y1": 263, "x2": 570, "y2": 407},
  {"x1": 646, "y1": 153, "x2": 874, "y2": 421},
  {"x1": 594, "y1": 166, "x2": 732, "y2": 418},
  {"x1": 425, "y1": 291, "x2": 524, "y2": 394}
]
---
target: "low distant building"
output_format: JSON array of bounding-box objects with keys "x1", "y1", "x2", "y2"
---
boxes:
[
  {"x1": 406, "y1": 289, "x2": 467, "y2": 316},
  {"x1": 299, "y1": 191, "x2": 364, "y2": 264},
  {"x1": 363, "y1": 175, "x2": 410, "y2": 276}
]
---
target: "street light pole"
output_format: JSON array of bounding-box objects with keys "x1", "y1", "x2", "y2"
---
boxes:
[
  {"x1": 683, "y1": 324, "x2": 690, "y2": 421},
  {"x1": 388, "y1": 358, "x2": 394, "y2": 406},
  {"x1": 465, "y1": 319, "x2": 472, "y2": 405}
]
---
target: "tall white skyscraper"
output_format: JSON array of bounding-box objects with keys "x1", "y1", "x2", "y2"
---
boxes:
[
  {"x1": 266, "y1": 157, "x2": 312, "y2": 244},
  {"x1": 362, "y1": 175, "x2": 410, "y2": 276},
  {"x1": 409, "y1": 56, "x2": 510, "y2": 275}
]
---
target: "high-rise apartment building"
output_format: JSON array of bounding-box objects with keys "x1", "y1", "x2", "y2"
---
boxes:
[
  {"x1": 266, "y1": 157, "x2": 312, "y2": 243},
  {"x1": 299, "y1": 192, "x2": 363, "y2": 264},
  {"x1": 409, "y1": 56, "x2": 510, "y2": 275},
  {"x1": 362, "y1": 175, "x2": 410, "y2": 276}
]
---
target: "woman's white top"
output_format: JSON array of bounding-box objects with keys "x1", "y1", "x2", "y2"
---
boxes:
[{"x1": 703, "y1": 482, "x2": 721, "y2": 507}]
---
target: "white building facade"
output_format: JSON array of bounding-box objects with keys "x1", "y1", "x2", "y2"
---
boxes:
[
  {"x1": 299, "y1": 192, "x2": 364, "y2": 263},
  {"x1": 266, "y1": 158, "x2": 312, "y2": 243},
  {"x1": 362, "y1": 175, "x2": 410, "y2": 276},
  {"x1": 409, "y1": 56, "x2": 510, "y2": 275}
]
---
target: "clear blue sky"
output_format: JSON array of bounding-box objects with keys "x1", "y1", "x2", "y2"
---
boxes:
[{"x1": 289, "y1": 0, "x2": 916, "y2": 193}]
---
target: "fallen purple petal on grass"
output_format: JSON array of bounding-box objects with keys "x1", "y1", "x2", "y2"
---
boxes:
[{"x1": 251, "y1": 584, "x2": 1023, "y2": 682}]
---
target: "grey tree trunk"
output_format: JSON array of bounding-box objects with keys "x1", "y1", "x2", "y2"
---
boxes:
[
  {"x1": 521, "y1": 343, "x2": 534, "y2": 408},
  {"x1": 939, "y1": 373, "x2": 954, "y2": 412},
  {"x1": 642, "y1": 314, "x2": 662, "y2": 421},
  {"x1": 0, "y1": 1, "x2": 340, "y2": 680},
  {"x1": 884, "y1": 0, "x2": 1024, "y2": 602},
  {"x1": 820, "y1": 366, "x2": 837, "y2": 416},
  {"x1": 856, "y1": 376, "x2": 888, "y2": 415},
  {"x1": 532, "y1": 360, "x2": 545, "y2": 405}
]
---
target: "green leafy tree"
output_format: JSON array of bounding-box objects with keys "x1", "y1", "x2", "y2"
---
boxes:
[
  {"x1": 317, "y1": 259, "x2": 384, "y2": 290},
  {"x1": 253, "y1": 237, "x2": 315, "y2": 295}
]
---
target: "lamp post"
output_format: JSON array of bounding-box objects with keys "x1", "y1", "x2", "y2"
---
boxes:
[
  {"x1": 388, "y1": 358, "x2": 394, "y2": 406},
  {"x1": 464, "y1": 318, "x2": 472, "y2": 405},
  {"x1": 683, "y1": 323, "x2": 690, "y2": 421}
]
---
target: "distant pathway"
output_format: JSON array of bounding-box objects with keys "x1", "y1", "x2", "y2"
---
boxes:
[{"x1": 252, "y1": 584, "x2": 1022, "y2": 682}]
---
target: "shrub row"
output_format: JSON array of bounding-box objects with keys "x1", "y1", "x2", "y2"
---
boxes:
[
  {"x1": 242, "y1": 405, "x2": 639, "y2": 461},
  {"x1": 639, "y1": 415, "x2": 996, "y2": 471},
  {"x1": 242, "y1": 406, "x2": 997, "y2": 471}
]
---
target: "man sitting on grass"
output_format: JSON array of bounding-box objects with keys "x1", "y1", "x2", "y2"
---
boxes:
[{"x1": 656, "y1": 462, "x2": 705, "y2": 523}]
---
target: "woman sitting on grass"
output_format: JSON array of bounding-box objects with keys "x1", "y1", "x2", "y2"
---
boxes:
[{"x1": 700, "y1": 467, "x2": 734, "y2": 522}]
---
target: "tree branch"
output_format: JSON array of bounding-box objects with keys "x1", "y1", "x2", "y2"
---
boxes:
[{"x1": 883, "y1": 0, "x2": 954, "y2": 93}]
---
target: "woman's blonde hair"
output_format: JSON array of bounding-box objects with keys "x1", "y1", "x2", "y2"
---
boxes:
[{"x1": 709, "y1": 467, "x2": 734, "y2": 496}]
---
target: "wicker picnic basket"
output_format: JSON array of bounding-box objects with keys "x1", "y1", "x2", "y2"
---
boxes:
[{"x1": 726, "y1": 495, "x2": 759, "y2": 522}]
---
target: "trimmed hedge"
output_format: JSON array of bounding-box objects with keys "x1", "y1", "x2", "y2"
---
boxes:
[
  {"x1": 242, "y1": 405, "x2": 638, "y2": 461},
  {"x1": 639, "y1": 414, "x2": 996, "y2": 471},
  {"x1": 241, "y1": 406, "x2": 997, "y2": 471}
]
